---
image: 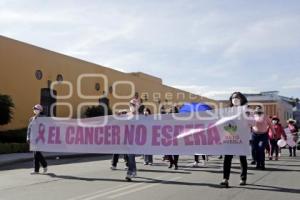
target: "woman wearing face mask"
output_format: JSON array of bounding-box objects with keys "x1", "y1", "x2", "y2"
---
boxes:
[
  {"x1": 220, "y1": 92, "x2": 248, "y2": 187},
  {"x1": 287, "y1": 119, "x2": 298, "y2": 157},
  {"x1": 268, "y1": 116, "x2": 286, "y2": 160},
  {"x1": 27, "y1": 104, "x2": 48, "y2": 174},
  {"x1": 251, "y1": 106, "x2": 275, "y2": 170},
  {"x1": 125, "y1": 98, "x2": 140, "y2": 181}
]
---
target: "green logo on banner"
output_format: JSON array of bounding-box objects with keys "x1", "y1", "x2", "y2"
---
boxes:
[{"x1": 224, "y1": 123, "x2": 237, "y2": 135}]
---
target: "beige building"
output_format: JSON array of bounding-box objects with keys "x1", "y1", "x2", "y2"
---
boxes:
[
  {"x1": 0, "y1": 35, "x2": 216, "y2": 131},
  {"x1": 219, "y1": 91, "x2": 294, "y2": 127}
]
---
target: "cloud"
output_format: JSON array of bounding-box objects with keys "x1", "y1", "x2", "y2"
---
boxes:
[
  {"x1": 0, "y1": 0, "x2": 299, "y2": 100},
  {"x1": 223, "y1": 16, "x2": 300, "y2": 58},
  {"x1": 173, "y1": 84, "x2": 259, "y2": 100}
]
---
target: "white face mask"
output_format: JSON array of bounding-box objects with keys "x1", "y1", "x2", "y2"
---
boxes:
[
  {"x1": 33, "y1": 109, "x2": 40, "y2": 115},
  {"x1": 272, "y1": 120, "x2": 277, "y2": 124},
  {"x1": 232, "y1": 98, "x2": 241, "y2": 106}
]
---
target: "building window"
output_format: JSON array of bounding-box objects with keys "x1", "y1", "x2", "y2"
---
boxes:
[
  {"x1": 109, "y1": 86, "x2": 113, "y2": 94},
  {"x1": 35, "y1": 70, "x2": 43, "y2": 80},
  {"x1": 56, "y1": 74, "x2": 63, "y2": 82},
  {"x1": 95, "y1": 83, "x2": 100, "y2": 91}
]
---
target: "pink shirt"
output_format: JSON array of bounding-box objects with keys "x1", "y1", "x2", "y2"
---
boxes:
[{"x1": 250, "y1": 115, "x2": 274, "y2": 134}]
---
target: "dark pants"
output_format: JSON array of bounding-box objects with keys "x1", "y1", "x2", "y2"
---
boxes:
[
  {"x1": 194, "y1": 155, "x2": 206, "y2": 162},
  {"x1": 144, "y1": 155, "x2": 153, "y2": 163},
  {"x1": 223, "y1": 155, "x2": 247, "y2": 181},
  {"x1": 168, "y1": 155, "x2": 179, "y2": 166},
  {"x1": 253, "y1": 133, "x2": 268, "y2": 168},
  {"x1": 250, "y1": 134, "x2": 256, "y2": 162},
  {"x1": 289, "y1": 147, "x2": 296, "y2": 156},
  {"x1": 111, "y1": 154, "x2": 128, "y2": 167},
  {"x1": 34, "y1": 151, "x2": 47, "y2": 172},
  {"x1": 270, "y1": 139, "x2": 279, "y2": 157},
  {"x1": 127, "y1": 154, "x2": 136, "y2": 175}
]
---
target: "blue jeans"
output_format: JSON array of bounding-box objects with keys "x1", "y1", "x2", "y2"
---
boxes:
[
  {"x1": 253, "y1": 133, "x2": 268, "y2": 168},
  {"x1": 127, "y1": 154, "x2": 136, "y2": 175},
  {"x1": 250, "y1": 134, "x2": 256, "y2": 162}
]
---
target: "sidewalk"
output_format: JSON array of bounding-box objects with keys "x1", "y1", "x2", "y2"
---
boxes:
[{"x1": 0, "y1": 152, "x2": 103, "y2": 167}]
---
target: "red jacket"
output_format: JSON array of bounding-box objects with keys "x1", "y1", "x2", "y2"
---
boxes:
[{"x1": 268, "y1": 124, "x2": 286, "y2": 140}]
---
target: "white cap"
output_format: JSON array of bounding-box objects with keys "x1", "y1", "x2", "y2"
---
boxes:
[{"x1": 33, "y1": 104, "x2": 43, "y2": 111}]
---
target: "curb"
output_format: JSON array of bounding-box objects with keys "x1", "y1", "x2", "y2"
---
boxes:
[{"x1": 0, "y1": 153, "x2": 108, "y2": 167}]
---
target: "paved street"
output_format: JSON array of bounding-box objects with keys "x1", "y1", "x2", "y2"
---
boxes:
[{"x1": 0, "y1": 150, "x2": 299, "y2": 200}]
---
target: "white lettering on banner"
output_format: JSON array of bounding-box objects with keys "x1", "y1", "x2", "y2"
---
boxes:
[{"x1": 30, "y1": 107, "x2": 251, "y2": 155}]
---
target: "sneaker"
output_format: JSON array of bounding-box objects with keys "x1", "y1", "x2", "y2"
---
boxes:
[
  {"x1": 269, "y1": 157, "x2": 273, "y2": 160},
  {"x1": 202, "y1": 160, "x2": 207, "y2": 167},
  {"x1": 250, "y1": 161, "x2": 256, "y2": 165},
  {"x1": 132, "y1": 172, "x2": 137, "y2": 177},
  {"x1": 124, "y1": 166, "x2": 128, "y2": 170},
  {"x1": 110, "y1": 166, "x2": 117, "y2": 170},
  {"x1": 193, "y1": 162, "x2": 199, "y2": 167},
  {"x1": 220, "y1": 179, "x2": 229, "y2": 188},
  {"x1": 239, "y1": 180, "x2": 246, "y2": 186},
  {"x1": 125, "y1": 174, "x2": 133, "y2": 181},
  {"x1": 43, "y1": 167, "x2": 48, "y2": 174},
  {"x1": 144, "y1": 162, "x2": 148, "y2": 165},
  {"x1": 174, "y1": 166, "x2": 178, "y2": 170},
  {"x1": 149, "y1": 163, "x2": 153, "y2": 166},
  {"x1": 30, "y1": 171, "x2": 39, "y2": 175}
]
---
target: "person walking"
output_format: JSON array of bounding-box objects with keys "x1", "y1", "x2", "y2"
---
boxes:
[
  {"x1": 27, "y1": 104, "x2": 48, "y2": 175},
  {"x1": 220, "y1": 92, "x2": 248, "y2": 187},
  {"x1": 125, "y1": 95, "x2": 140, "y2": 181},
  {"x1": 287, "y1": 119, "x2": 298, "y2": 157},
  {"x1": 268, "y1": 116, "x2": 286, "y2": 160},
  {"x1": 251, "y1": 106, "x2": 275, "y2": 170},
  {"x1": 143, "y1": 108, "x2": 153, "y2": 165}
]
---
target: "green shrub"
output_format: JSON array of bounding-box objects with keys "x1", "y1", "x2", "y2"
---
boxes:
[
  {"x1": 0, "y1": 128, "x2": 27, "y2": 143},
  {"x1": 85, "y1": 105, "x2": 112, "y2": 118},
  {"x1": 0, "y1": 143, "x2": 29, "y2": 154},
  {"x1": 0, "y1": 94, "x2": 15, "y2": 125}
]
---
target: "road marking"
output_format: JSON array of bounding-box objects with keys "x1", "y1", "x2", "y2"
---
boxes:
[
  {"x1": 79, "y1": 174, "x2": 170, "y2": 200},
  {"x1": 67, "y1": 183, "x2": 128, "y2": 200},
  {"x1": 108, "y1": 176, "x2": 182, "y2": 199}
]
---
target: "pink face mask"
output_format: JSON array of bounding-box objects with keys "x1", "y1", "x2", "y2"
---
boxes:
[{"x1": 254, "y1": 114, "x2": 264, "y2": 121}]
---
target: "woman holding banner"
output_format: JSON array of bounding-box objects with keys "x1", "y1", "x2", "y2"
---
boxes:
[
  {"x1": 220, "y1": 92, "x2": 248, "y2": 187},
  {"x1": 167, "y1": 105, "x2": 180, "y2": 170},
  {"x1": 125, "y1": 95, "x2": 140, "y2": 181},
  {"x1": 27, "y1": 104, "x2": 48, "y2": 174},
  {"x1": 143, "y1": 107, "x2": 154, "y2": 166}
]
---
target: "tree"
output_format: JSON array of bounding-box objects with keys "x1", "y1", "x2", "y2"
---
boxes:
[
  {"x1": 0, "y1": 94, "x2": 15, "y2": 125},
  {"x1": 84, "y1": 97, "x2": 112, "y2": 118}
]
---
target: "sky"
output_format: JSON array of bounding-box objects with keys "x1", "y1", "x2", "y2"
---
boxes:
[{"x1": 1, "y1": 0, "x2": 299, "y2": 100}]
